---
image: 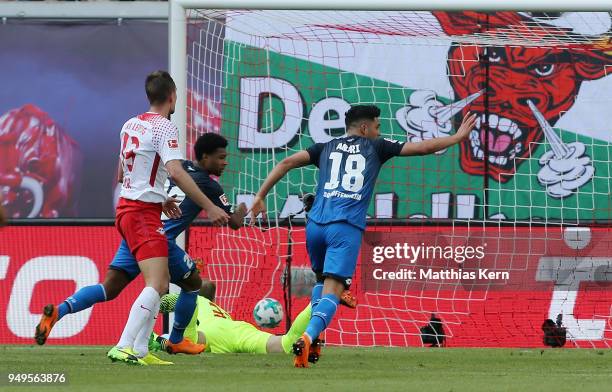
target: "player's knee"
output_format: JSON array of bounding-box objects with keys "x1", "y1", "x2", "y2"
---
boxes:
[
  {"x1": 160, "y1": 270, "x2": 170, "y2": 290},
  {"x1": 103, "y1": 283, "x2": 120, "y2": 301},
  {"x1": 102, "y1": 270, "x2": 130, "y2": 300},
  {"x1": 323, "y1": 275, "x2": 350, "y2": 296},
  {"x1": 151, "y1": 281, "x2": 169, "y2": 296},
  {"x1": 160, "y1": 275, "x2": 170, "y2": 294},
  {"x1": 149, "y1": 273, "x2": 170, "y2": 295}
]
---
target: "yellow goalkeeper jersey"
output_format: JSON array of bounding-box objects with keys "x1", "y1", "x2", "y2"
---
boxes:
[
  {"x1": 160, "y1": 293, "x2": 271, "y2": 353},
  {"x1": 195, "y1": 297, "x2": 232, "y2": 323}
]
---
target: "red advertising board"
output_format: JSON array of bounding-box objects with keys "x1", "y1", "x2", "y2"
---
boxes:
[
  {"x1": 0, "y1": 226, "x2": 149, "y2": 345},
  {"x1": 2, "y1": 225, "x2": 612, "y2": 348}
]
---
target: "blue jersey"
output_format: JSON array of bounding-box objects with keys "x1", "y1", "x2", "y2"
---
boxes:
[
  {"x1": 306, "y1": 136, "x2": 404, "y2": 230},
  {"x1": 162, "y1": 160, "x2": 232, "y2": 241}
]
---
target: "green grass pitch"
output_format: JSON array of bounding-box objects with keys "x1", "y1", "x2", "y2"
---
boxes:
[{"x1": 2, "y1": 345, "x2": 611, "y2": 391}]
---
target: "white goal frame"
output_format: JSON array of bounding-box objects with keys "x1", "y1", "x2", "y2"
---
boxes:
[{"x1": 168, "y1": 0, "x2": 611, "y2": 343}]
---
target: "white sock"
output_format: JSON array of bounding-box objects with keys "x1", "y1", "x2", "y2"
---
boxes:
[
  {"x1": 133, "y1": 299, "x2": 160, "y2": 357},
  {"x1": 117, "y1": 286, "x2": 160, "y2": 349}
]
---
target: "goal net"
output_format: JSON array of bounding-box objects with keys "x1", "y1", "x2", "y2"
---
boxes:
[{"x1": 178, "y1": 7, "x2": 612, "y2": 347}]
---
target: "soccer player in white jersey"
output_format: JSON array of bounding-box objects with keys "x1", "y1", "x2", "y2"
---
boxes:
[{"x1": 111, "y1": 71, "x2": 229, "y2": 364}]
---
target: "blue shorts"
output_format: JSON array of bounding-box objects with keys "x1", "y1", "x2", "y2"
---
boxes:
[
  {"x1": 306, "y1": 220, "x2": 363, "y2": 283},
  {"x1": 109, "y1": 239, "x2": 195, "y2": 283}
]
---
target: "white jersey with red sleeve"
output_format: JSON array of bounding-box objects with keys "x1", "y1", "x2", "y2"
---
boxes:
[{"x1": 118, "y1": 112, "x2": 184, "y2": 203}]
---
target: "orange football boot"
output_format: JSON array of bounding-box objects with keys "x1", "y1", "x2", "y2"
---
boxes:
[
  {"x1": 292, "y1": 333, "x2": 312, "y2": 368},
  {"x1": 35, "y1": 304, "x2": 58, "y2": 345},
  {"x1": 308, "y1": 338, "x2": 325, "y2": 363},
  {"x1": 340, "y1": 290, "x2": 357, "y2": 309},
  {"x1": 165, "y1": 338, "x2": 206, "y2": 355}
]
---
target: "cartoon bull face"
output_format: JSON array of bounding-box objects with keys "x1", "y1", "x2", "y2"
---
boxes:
[
  {"x1": 0, "y1": 104, "x2": 82, "y2": 217},
  {"x1": 435, "y1": 11, "x2": 611, "y2": 182},
  {"x1": 449, "y1": 44, "x2": 601, "y2": 181}
]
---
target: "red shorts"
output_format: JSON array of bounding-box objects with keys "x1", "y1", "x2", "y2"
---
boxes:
[{"x1": 115, "y1": 197, "x2": 168, "y2": 261}]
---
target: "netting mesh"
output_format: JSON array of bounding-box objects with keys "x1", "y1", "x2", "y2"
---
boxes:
[{"x1": 183, "y1": 9, "x2": 612, "y2": 347}]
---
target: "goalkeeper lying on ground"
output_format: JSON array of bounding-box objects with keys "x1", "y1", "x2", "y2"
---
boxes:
[{"x1": 150, "y1": 280, "x2": 355, "y2": 359}]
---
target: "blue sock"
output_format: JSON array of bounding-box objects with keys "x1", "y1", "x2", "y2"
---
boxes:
[
  {"x1": 57, "y1": 284, "x2": 107, "y2": 320},
  {"x1": 169, "y1": 289, "x2": 198, "y2": 344},
  {"x1": 308, "y1": 284, "x2": 324, "y2": 339},
  {"x1": 311, "y1": 283, "x2": 323, "y2": 307},
  {"x1": 305, "y1": 293, "x2": 339, "y2": 341}
]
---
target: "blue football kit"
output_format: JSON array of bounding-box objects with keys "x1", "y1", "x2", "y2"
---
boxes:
[{"x1": 306, "y1": 136, "x2": 404, "y2": 283}]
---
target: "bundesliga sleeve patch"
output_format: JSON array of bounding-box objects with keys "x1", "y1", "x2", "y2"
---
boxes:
[
  {"x1": 167, "y1": 139, "x2": 179, "y2": 149},
  {"x1": 219, "y1": 194, "x2": 230, "y2": 206}
]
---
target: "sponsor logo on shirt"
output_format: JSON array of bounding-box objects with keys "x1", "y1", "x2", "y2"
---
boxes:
[
  {"x1": 323, "y1": 190, "x2": 362, "y2": 200},
  {"x1": 167, "y1": 139, "x2": 179, "y2": 149}
]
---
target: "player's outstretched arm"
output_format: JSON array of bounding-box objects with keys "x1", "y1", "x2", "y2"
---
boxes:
[
  {"x1": 166, "y1": 160, "x2": 229, "y2": 226},
  {"x1": 250, "y1": 151, "x2": 311, "y2": 221},
  {"x1": 399, "y1": 112, "x2": 477, "y2": 156}
]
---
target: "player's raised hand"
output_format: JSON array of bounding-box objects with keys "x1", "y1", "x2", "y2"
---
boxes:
[
  {"x1": 235, "y1": 202, "x2": 248, "y2": 218},
  {"x1": 228, "y1": 202, "x2": 249, "y2": 230},
  {"x1": 162, "y1": 197, "x2": 182, "y2": 219},
  {"x1": 249, "y1": 196, "x2": 266, "y2": 226},
  {"x1": 207, "y1": 205, "x2": 230, "y2": 226},
  {"x1": 454, "y1": 112, "x2": 477, "y2": 142}
]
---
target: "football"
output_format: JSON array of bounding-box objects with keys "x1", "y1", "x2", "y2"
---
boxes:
[{"x1": 253, "y1": 298, "x2": 283, "y2": 328}]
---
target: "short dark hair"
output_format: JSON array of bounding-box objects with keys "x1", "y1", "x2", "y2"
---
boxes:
[
  {"x1": 345, "y1": 105, "x2": 381, "y2": 128},
  {"x1": 194, "y1": 133, "x2": 228, "y2": 161},
  {"x1": 145, "y1": 70, "x2": 176, "y2": 105}
]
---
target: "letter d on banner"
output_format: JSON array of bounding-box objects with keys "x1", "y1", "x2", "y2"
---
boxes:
[{"x1": 238, "y1": 77, "x2": 302, "y2": 149}]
